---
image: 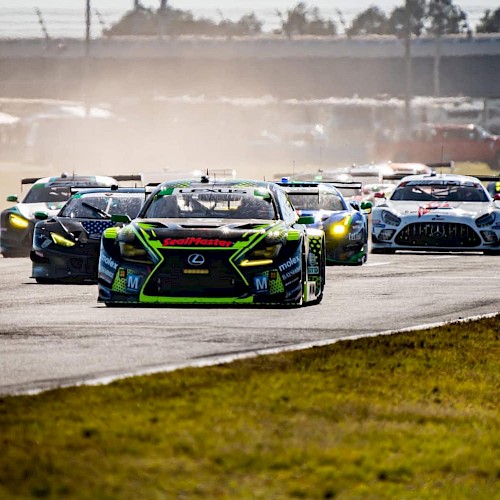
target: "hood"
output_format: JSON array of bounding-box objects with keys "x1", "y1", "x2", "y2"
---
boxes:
[
  {"x1": 117, "y1": 219, "x2": 288, "y2": 252},
  {"x1": 385, "y1": 200, "x2": 493, "y2": 218}
]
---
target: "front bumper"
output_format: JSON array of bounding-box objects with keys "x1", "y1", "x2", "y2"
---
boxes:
[{"x1": 30, "y1": 243, "x2": 100, "y2": 281}]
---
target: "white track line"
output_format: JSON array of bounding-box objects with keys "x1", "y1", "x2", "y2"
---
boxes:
[{"x1": 12, "y1": 312, "x2": 499, "y2": 397}]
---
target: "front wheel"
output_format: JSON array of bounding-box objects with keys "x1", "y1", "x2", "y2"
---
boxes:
[{"x1": 483, "y1": 249, "x2": 500, "y2": 256}]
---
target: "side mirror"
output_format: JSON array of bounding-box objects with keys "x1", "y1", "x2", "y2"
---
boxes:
[
  {"x1": 297, "y1": 215, "x2": 315, "y2": 225},
  {"x1": 494, "y1": 194, "x2": 500, "y2": 201},
  {"x1": 34, "y1": 211, "x2": 48, "y2": 220},
  {"x1": 374, "y1": 192, "x2": 385, "y2": 199},
  {"x1": 6, "y1": 195, "x2": 18, "y2": 203},
  {"x1": 349, "y1": 200, "x2": 361, "y2": 211},
  {"x1": 111, "y1": 214, "x2": 131, "y2": 223},
  {"x1": 361, "y1": 201, "x2": 373, "y2": 214}
]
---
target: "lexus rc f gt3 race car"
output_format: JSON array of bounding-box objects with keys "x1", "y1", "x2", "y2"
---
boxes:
[
  {"x1": 371, "y1": 173, "x2": 500, "y2": 254},
  {"x1": 1, "y1": 173, "x2": 141, "y2": 258},
  {"x1": 97, "y1": 177, "x2": 326, "y2": 306},
  {"x1": 31, "y1": 187, "x2": 146, "y2": 283},
  {"x1": 277, "y1": 180, "x2": 372, "y2": 265}
]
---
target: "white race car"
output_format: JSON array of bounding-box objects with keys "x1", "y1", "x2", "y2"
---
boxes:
[{"x1": 371, "y1": 173, "x2": 500, "y2": 254}]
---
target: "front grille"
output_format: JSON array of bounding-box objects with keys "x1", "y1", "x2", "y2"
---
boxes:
[
  {"x1": 395, "y1": 222, "x2": 480, "y2": 248},
  {"x1": 143, "y1": 249, "x2": 247, "y2": 297}
]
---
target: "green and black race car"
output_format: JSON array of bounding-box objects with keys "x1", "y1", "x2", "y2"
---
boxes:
[{"x1": 98, "y1": 177, "x2": 326, "y2": 306}]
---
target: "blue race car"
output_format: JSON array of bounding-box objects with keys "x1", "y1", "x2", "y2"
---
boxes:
[{"x1": 277, "y1": 180, "x2": 372, "y2": 265}]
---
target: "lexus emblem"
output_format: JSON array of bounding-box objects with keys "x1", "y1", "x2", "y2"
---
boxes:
[{"x1": 187, "y1": 253, "x2": 205, "y2": 266}]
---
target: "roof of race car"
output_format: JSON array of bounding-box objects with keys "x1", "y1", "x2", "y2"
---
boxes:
[
  {"x1": 150, "y1": 177, "x2": 279, "y2": 197},
  {"x1": 398, "y1": 173, "x2": 484, "y2": 186},
  {"x1": 276, "y1": 180, "x2": 346, "y2": 195}
]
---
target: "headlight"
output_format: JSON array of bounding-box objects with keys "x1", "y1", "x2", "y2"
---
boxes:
[
  {"x1": 9, "y1": 213, "x2": 29, "y2": 229},
  {"x1": 119, "y1": 241, "x2": 148, "y2": 258},
  {"x1": 381, "y1": 210, "x2": 401, "y2": 226},
  {"x1": 476, "y1": 212, "x2": 495, "y2": 228},
  {"x1": 328, "y1": 216, "x2": 350, "y2": 237},
  {"x1": 239, "y1": 243, "x2": 282, "y2": 267},
  {"x1": 51, "y1": 232, "x2": 75, "y2": 247}
]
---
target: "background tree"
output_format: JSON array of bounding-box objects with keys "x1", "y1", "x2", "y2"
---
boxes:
[
  {"x1": 387, "y1": 0, "x2": 426, "y2": 37},
  {"x1": 426, "y1": 0, "x2": 468, "y2": 35},
  {"x1": 277, "y1": 2, "x2": 336, "y2": 38},
  {"x1": 476, "y1": 8, "x2": 500, "y2": 33},
  {"x1": 346, "y1": 6, "x2": 388, "y2": 36}
]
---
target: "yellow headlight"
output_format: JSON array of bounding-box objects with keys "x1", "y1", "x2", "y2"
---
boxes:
[
  {"x1": 329, "y1": 216, "x2": 351, "y2": 237},
  {"x1": 119, "y1": 242, "x2": 147, "y2": 257},
  {"x1": 9, "y1": 213, "x2": 29, "y2": 229},
  {"x1": 51, "y1": 232, "x2": 76, "y2": 247}
]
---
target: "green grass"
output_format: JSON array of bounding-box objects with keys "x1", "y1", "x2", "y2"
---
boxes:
[{"x1": 0, "y1": 317, "x2": 499, "y2": 499}]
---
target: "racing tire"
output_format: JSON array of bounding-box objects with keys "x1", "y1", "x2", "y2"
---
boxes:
[
  {"x1": 309, "y1": 236, "x2": 326, "y2": 306},
  {"x1": 371, "y1": 247, "x2": 396, "y2": 254},
  {"x1": 483, "y1": 249, "x2": 500, "y2": 256},
  {"x1": 35, "y1": 277, "x2": 57, "y2": 284}
]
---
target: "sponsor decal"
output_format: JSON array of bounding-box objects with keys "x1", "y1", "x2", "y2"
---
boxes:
[
  {"x1": 278, "y1": 254, "x2": 300, "y2": 272},
  {"x1": 279, "y1": 254, "x2": 301, "y2": 282},
  {"x1": 162, "y1": 236, "x2": 233, "y2": 247},
  {"x1": 308, "y1": 266, "x2": 319, "y2": 274},
  {"x1": 418, "y1": 202, "x2": 450, "y2": 217},
  {"x1": 126, "y1": 274, "x2": 141, "y2": 292},
  {"x1": 178, "y1": 188, "x2": 248, "y2": 194},
  {"x1": 99, "y1": 253, "x2": 118, "y2": 284},
  {"x1": 254, "y1": 275, "x2": 268, "y2": 292}
]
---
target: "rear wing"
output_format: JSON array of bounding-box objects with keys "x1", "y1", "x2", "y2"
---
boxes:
[
  {"x1": 69, "y1": 186, "x2": 146, "y2": 195},
  {"x1": 21, "y1": 177, "x2": 42, "y2": 185},
  {"x1": 20, "y1": 173, "x2": 142, "y2": 191},
  {"x1": 109, "y1": 174, "x2": 142, "y2": 183}
]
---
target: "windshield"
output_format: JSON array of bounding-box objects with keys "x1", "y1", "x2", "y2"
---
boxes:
[
  {"x1": 391, "y1": 183, "x2": 489, "y2": 202},
  {"x1": 144, "y1": 192, "x2": 276, "y2": 219},
  {"x1": 23, "y1": 186, "x2": 72, "y2": 203},
  {"x1": 60, "y1": 195, "x2": 143, "y2": 219},
  {"x1": 288, "y1": 192, "x2": 346, "y2": 211}
]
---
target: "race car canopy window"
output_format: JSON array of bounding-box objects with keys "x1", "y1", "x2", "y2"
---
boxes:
[
  {"x1": 23, "y1": 186, "x2": 72, "y2": 203},
  {"x1": 60, "y1": 195, "x2": 143, "y2": 219},
  {"x1": 144, "y1": 192, "x2": 276, "y2": 219},
  {"x1": 288, "y1": 191, "x2": 346, "y2": 211},
  {"x1": 391, "y1": 183, "x2": 489, "y2": 202}
]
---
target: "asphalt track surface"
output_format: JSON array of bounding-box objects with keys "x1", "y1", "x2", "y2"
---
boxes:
[{"x1": 1, "y1": 253, "x2": 499, "y2": 396}]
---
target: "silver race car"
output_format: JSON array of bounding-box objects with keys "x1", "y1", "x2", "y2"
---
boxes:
[{"x1": 371, "y1": 173, "x2": 500, "y2": 254}]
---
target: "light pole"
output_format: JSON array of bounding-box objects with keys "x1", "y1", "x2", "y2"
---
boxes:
[
  {"x1": 84, "y1": 0, "x2": 91, "y2": 117},
  {"x1": 404, "y1": 0, "x2": 413, "y2": 136}
]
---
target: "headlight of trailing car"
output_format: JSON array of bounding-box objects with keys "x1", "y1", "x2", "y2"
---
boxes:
[
  {"x1": 9, "y1": 213, "x2": 30, "y2": 229},
  {"x1": 381, "y1": 210, "x2": 401, "y2": 226},
  {"x1": 51, "y1": 232, "x2": 75, "y2": 247},
  {"x1": 476, "y1": 212, "x2": 495, "y2": 228},
  {"x1": 328, "y1": 215, "x2": 351, "y2": 237}
]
